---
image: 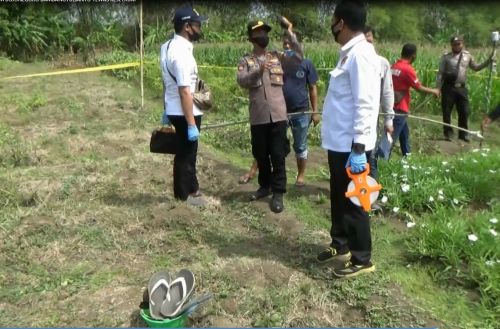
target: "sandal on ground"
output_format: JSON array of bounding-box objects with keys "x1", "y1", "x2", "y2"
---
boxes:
[
  {"x1": 147, "y1": 270, "x2": 171, "y2": 320},
  {"x1": 295, "y1": 181, "x2": 306, "y2": 188}
]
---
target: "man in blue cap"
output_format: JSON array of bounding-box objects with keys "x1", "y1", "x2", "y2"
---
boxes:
[{"x1": 160, "y1": 6, "x2": 208, "y2": 205}]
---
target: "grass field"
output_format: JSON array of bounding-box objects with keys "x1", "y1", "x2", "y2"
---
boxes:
[{"x1": 0, "y1": 45, "x2": 499, "y2": 329}]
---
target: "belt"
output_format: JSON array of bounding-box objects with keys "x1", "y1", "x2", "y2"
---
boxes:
[{"x1": 453, "y1": 83, "x2": 465, "y2": 88}]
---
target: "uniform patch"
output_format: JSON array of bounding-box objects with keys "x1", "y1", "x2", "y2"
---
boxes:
[
  {"x1": 238, "y1": 65, "x2": 244, "y2": 71},
  {"x1": 296, "y1": 70, "x2": 305, "y2": 78},
  {"x1": 247, "y1": 59, "x2": 255, "y2": 66}
]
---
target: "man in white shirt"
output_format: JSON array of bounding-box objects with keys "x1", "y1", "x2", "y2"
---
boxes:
[
  {"x1": 318, "y1": 0, "x2": 380, "y2": 278},
  {"x1": 160, "y1": 7, "x2": 207, "y2": 204},
  {"x1": 363, "y1": 25, "x2": 394, "y2": 212}
]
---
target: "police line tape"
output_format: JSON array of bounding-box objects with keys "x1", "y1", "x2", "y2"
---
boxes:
[
  {"x1": 1, "y1": 61, "x2": 498, "y2": 80},
  {"x1": 0, "y1": 61, "x2": 486, "y2": 139},
  {"x1": 202, "y1": 110, "x2": 484, "y2": 140},
  {"x1": 0, "y1": 62, "x2": 141, "y2": 80}
]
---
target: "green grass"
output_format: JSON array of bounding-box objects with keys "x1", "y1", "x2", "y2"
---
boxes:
[{"x1": 1, "y1": 53, "x2": 499, "y2": 328}]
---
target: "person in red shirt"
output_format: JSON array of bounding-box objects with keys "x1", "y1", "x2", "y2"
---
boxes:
[{"x1": 391, "y1": 43, "x2": 439, "y2": 157}]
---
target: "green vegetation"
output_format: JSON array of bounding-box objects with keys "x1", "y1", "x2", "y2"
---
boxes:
[
  {"x1": 1, "y1": 1, "x2": 499, "y2": 63},
  {"x1": 1, "y1": 49, "x2": 499, "y2": 327},
  {"x1": 95, "y1": 41, "x2": 499, "y2": 122},
  {"x1": 1, "y1": 1, "x2": 500, "y2": 327}
]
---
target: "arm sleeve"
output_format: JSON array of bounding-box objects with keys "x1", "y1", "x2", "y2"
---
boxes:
[
  {"x1": 469, "y1": 54, "x2": 490, "y2": 71},
  {"x1": 306, "y1": 60, "x2": 319, "y2": 85},
  {"x1": 380, "y1": 63, "x2": 395, "y2": 126},
  {"x1": 408, "y1": 66, "x2": 421, "y2": 90},
  {"x1": 236, "y1": 58, "x2": 262, "y2": 89},
  {"x1": 160, "y1": 45, "x2": 167, "y2": 110},
  {"x1": 172, "y1": 54, "x2": 192, "y2": 87},
  {"x1": 350, "y1": 53, "x2": 381, "y2": 146},
  {"x1": 284, "y1": 30, "x2": 303, "y2": 61}
]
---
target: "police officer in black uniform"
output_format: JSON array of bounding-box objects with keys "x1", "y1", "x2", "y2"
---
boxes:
[{"x1": 437, "y1": 35, "x2": 494, "y2": 142}]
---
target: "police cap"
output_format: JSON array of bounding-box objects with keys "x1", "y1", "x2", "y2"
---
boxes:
[{"x1": 247, "y1": 20, "x2": 272, "y2": 36}]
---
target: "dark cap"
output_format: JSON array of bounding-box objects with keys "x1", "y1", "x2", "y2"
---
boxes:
[
  {"x1": 247, "y1": 20, "x2": 272, "y2": 35},
  {"x1": 450, "y1": 35, "x2": 464, "y2": 43},
  {"x1": 173, "y1": 7, "x2": 208, "y2": 25}
]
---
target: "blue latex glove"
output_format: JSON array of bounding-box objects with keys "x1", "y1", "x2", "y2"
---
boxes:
[
  {"x1": 187, "y1": 124, "x2": 199, "y2": 141},
  {"x1": 346, "y1": 151, "x2": 367, "y2": 173},
  {"x1": 161, "y1": 112, "x2": 170, "y2": 125}
]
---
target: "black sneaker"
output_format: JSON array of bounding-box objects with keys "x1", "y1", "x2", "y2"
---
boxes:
[
  {"x1": 333, "y1": 260, "x2": 375, "y2": 278},
  {"x1": 249, "y1": 187, "x2": 271, "y2": 201},
  {"x1": 316, "y1": 247, "x2": 351, "y2": 263},
  {"x1": 270, "y1": 193, "x2": 284, "y2": 213}
]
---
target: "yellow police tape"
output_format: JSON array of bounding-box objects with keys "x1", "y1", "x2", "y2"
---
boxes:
[
  {"x1": 1, "y1": 61, "x2": 498, "y2": 80},
  {"x1": 1, "y1": 62, "x2": 140, "y2": 80}
]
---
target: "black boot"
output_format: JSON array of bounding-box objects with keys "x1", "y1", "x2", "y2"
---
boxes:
[{"x1": 270, "y1": 193, "x2": 284, "y2": 213}]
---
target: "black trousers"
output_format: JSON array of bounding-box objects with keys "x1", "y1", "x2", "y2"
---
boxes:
[
  {"x1": 328, "y1": 150, "x2": 372, "y2": 265},
  {"x1": 442, "y1": 84, "x2": 469, "y2": 139},
  {"x1": 168, "y1": 115, "x2": 202, "y2": 201},
  {"x1": 250, "y1": 120, "x2": 288, "y2": 194}
]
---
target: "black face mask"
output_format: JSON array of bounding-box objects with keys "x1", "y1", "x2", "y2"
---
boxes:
[
  {"x1": 188, "y1": 23, "x2": 202, "y2": 42},
  {"x1": 251, "y1": 36, "x2": 269, "y2": 49},
  {"x1": 331, "y1": 19, "x2": 342, "y2": 42}
]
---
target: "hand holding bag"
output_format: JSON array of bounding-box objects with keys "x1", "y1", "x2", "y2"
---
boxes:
[{"x1": 150, "y1": 126, "x2": 179, "y2": 154}]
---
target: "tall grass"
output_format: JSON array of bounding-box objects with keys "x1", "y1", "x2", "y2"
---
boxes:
[{"x1": 97, "y1": 41, "x2": 500, "y2": 120}]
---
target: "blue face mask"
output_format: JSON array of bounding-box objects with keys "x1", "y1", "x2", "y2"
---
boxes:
[{"x1": 284, "y1": 49, "x2": 295, "y2": 57}]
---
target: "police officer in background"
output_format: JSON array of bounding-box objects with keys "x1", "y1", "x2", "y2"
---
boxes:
[
  {"x1": 437, "y1": 35, "x2": 494, "y2": 142},
  {"x1": 236, "y1": 18, "x2": 302, "y2": 213}
]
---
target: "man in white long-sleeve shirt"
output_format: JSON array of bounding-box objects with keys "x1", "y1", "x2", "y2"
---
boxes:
[
  {"x1": 363, "y1": 26, "x2": 394, "y2": 190},
  {"x1": 318, "y1": 0, "x2": 381, "y2": 278}
]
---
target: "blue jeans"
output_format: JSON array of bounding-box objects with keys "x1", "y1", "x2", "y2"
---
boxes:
[
  {"x1": 392, "y1": 111, "x2": 410, "y2": 156},
  {"x1": 288, "y1": 113, "x2": 310, "y2": 159}
]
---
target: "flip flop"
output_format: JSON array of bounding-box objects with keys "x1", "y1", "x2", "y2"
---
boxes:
[
  {"x1": 160, "y1": 276, "x2": 187, "y2": 318},
  {"x1": 147, "y1": 270, "x2": 171, "y2": 320},
  {"x1": 160, "y1": 269, "x2": 195, "y2": 318},
  {"x1": 295, "y1": 181, "x2": 306, "y2": 188},
  {"x1": 177, "y1": 292, "x2": 213, "y2": 316}
]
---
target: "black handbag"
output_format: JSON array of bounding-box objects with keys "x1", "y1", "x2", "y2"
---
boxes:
[{"x1": 150, "y1": 127, "x2": 179, "y2": 154}]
